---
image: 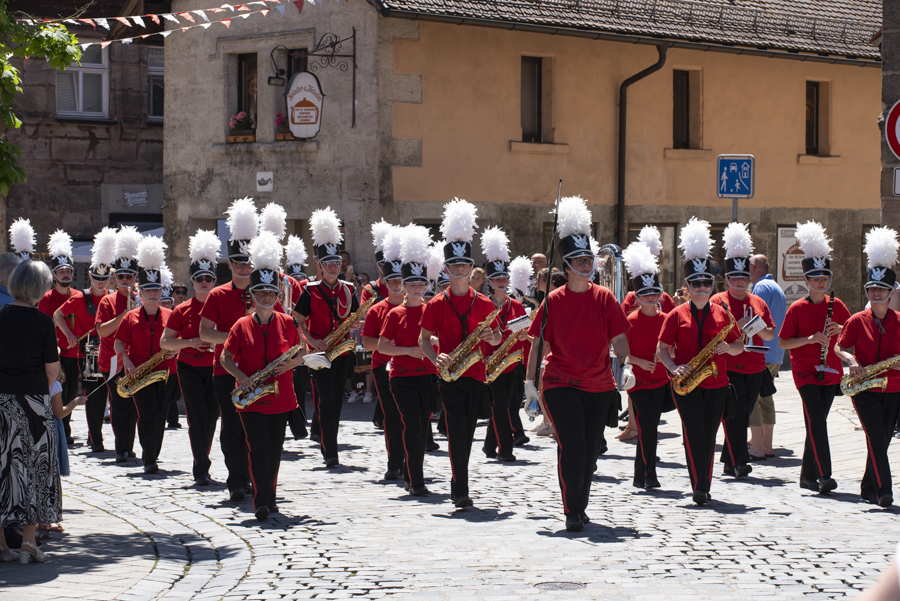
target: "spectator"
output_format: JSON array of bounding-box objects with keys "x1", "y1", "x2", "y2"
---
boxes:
[
  {"x1": 470, "y1": 266, "x2": 486, "y2": 294},
  {"x1": 339, "y1": 250, "x2": 353, "y2": 281},
  {"x1": 172, "y1": 282, "x2": 189, "y2": 306},
  {"x1": 528, "y1": 253, "x2": 548, "y2": 300},
  {"x1": 0, "y1": 253, "x2": 21, "y2": 308}
]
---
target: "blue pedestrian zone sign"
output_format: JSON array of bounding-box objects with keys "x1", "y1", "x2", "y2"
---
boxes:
[{"x1": 717, "y1": 155, "x2": 755, "y2": 199}]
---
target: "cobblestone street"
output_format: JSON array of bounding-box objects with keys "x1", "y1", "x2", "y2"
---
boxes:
[{"x1": 2, "y1": 373, "x2": 899, "y2": 601}]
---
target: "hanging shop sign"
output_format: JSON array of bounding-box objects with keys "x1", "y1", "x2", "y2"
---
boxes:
[{"x1": 285, "y1": 71, "x2": 324, "y2": 139}]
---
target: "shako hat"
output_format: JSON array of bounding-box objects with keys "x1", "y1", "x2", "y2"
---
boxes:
[
  {"x1": 90, "y1": 227, "x2": 117, "y2": 280},
  {"x1": 481, "y1": 226, "x2": 511, "y2": 279},
  {"x1": 9, "y1": 218, "x2": 35, "y2": 260},
  {"x1": 248, "y1": 231, "x2": 284, "y2": 292},
  {"x1": 285, "y1": 235, "x2": 308, "y2": 279},
  {"x1": 400, "y1": 225, "x2": 433, "y2": 283},
  {"x1": 160, "y1": 266, "x2": 174, "y2": 302},
  {"x1": 508, "y1": 256, "x2": 532, "y2": 298},
  {"x1": 371, "y1": 220, "x2": 392, "y2": 267},
  {"x1": 310, "y1": 207, "x2": 343, "y2": 263},
  {"x1": 225, "y1": 197, "x2": 259, "y2": 262},
  {"x1": 795, "y1": 221, "x2": 832, "y2": 278},
  {"x1": 136, "y1": 235, "x2": 167, "y2": 289},
  {"x1": 48, "y1": 229, "x2": 74, "y2": 272},
  {"x1": 622, "y1": 242, "x2": 662, "y2": 295},
  {"x1": 440, "y1": 198, "x2": 477, "y2": 265},
  {"x1": 556, "y1": 196, "x2": 594, "y2": 261},
  {"x1": 189, "y1": 229, "x2": 221, "y2": 279},
  {"x1": 722, "y1": 222, "x2": 754, "y2": 278},
  {"x1": 113, "y1": 226, "x2": 143, "y2": 274},
  {"x1": 864, "y1": 226, "x2": 900, "y2": 290},
  {"x1": 381, "y1": 226, "x2": 404, "y2": 280},
  {"x1": 679, "y1": 217, "x2": 714, "y2": 281}
]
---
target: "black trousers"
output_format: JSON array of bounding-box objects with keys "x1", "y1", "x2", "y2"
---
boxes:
[
  {"x1": 213, "y1": 373, "x2": 250, "y2": 492},
  {"x1": 310, "y1": 353, "x2": 353, "y2": 462},
  {"x1": 178, "y1": 362, "x2": 218, "y2": 480},
  {"x1": 438, "y1": 377, "x2": 485, "y2": 501},
  {"x1": 132, "y1": 379, "x2": 169, "y2": 465},
  {"x1": 798, "y1": 384, "x2": 837, "y2": 481},
  {"x1": 852, "y1": 390, "x2": 900, "y2": 499},
  {"x1": 60, "y1": 356, "x2": 81, "y2": 439},
  {"x1": 390, "y1": 375, "x2": 437, "y2": 488},
  {"x1": 166, "y1": 373, "x2": 181, "y2": 426},
  {"x1": 240, "y1": 411, "x2": 288, "y2": 510},
  {"x1": 484, "y1": 369, "x2": 517, "y2": 455},
  {"x1": 509, "y1": 364, "x2": 526, "y2": 439},
  {"x1": 105, "y1": 370, "x2": 136, "y2": 455},
  {"x1": 82, "y1": 356, "x2": 107, "y2": 448},
  {"x1": 542, "y1": 387, "x2": 616, "y2": 515},
  {"x1": 673, "y1": 386, "x2": 727, "y2": 494},
  {"x1": 287, "y1": 366, "x2": 309, "y2": 439},
  {"x1": 630, "y1": 385, "x2": 667, "y2": 479},
  {"x1": 373, "y1": 365, "x2": 404, "y2": 472},
  {"x1": 720, "y1": 371, "x2": 763, "y2": 468}
]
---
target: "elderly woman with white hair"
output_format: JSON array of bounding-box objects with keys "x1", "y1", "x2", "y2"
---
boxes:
[{"x1": 0, "y1": 260, "x2": 61, "y2": 564}]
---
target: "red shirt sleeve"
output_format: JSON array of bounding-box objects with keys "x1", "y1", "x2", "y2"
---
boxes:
[
  {"x1": 223, "y1": 320, "x2": 244, "y2": 357},
  {"x1": 200, "y1": 290, "x2": 220, "y2": 322},
  {"x1": 778, "y1": 304, "x2": 799, "y2": 340},
  {"x1": 526, "y1": 301, "x2": 551, "y2": 342},
  {"x1": 833, "y1": 300, "x2": 851, "y2": 326},
  {"x1": 114, "y1": 312, "x2": 135, "y2": 347},
  {"x1": 167, "y1": 305, "x2": 184, "y2": 333},
  {"x1": 361, "y1": 303, "x2": 383, "y2": 338},
  {"x1": 420, "y1": 297, "x2": 440, "y2": 333},
  {"x1": 658, "y1": 309, "x2": 680, "y2": 346},
  {"x1": 837, "y1": 313, "x2": 859, "y2": 349},
  {"x1": 604, "y1": 290, "x2": 631, "y2": 339},
  {"x1": 621, "y1": 292, "x2": 637, "y2": 316}
]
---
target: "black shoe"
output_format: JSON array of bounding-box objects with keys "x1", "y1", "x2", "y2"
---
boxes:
[
  {"x1": 598, "y1": 445, "x2": 608, "y2": 456},
  {"x1": 255, "y1": 506, "x2": 269, "y2": 521},
  {"x1": 195, "y1": 475, "x2": 210, "y2": 486},
  {"x1": 633, "y1": 476, "x2": 645, "y2": 489},
  {"x1": 115, "y1": 453, "x2": 127, "y2": 463},
  {"x1": 818, "y1": 478, "x2": 838, "y2": 494},
  {"x1": 482, "y1": 447, "x2": 498, "y2": 459},
  {"x1": 692, "y1": 491, "x2": 708, "y2": 506},
  {"x1": 243, "y1": 483, "x2": 253, "y2": 495},
  {"x1": 229, "y1": 488, "x2": 246, "y2": 502},
  {"x1": 497, "y1": 453, "x2": 516, "y2": 462},
  {"x1": 66, "y1": 436, "x2": 75, "y2": 445},
  {"x1": 293, "y1": 428, "x2": 309, "y2": 440},
  {"x1": 425, "y1": 441, "x2": 440, "y2": 452},
  {"x1": 127, "y1": 451, "x2": 136, "y2": 458},
  {"x1": 90, "y1": 445, "x2": 105, "y2": 453},
  {"x1": 863, "y1": 493, "x2": 878, "y2": 504},
  {"x1": 143, "y1": 462, "x2": 159, "y2": 474},
  {"x1": 374, "y1": 421, "x2": 384, "y2": 430},
  {"x1": 453, "y1": 496, "x2": 473, "y2": 508},
  {"x1": 723, "y1": 465, "x2": 736, "y2": 477},
  {"x1": 269, "y1": 505, "x2": 280, "y2": 514},
  {"x1": 799, "y1": 477, "x2": 819, "y2": 491},
  {"x1": 384, "y1": 469, "x2": 401, "y2": 481},
  {"x1": 644, "y1": 476, "x2": 661, "y2": 489},
  {"x1": 325, "y1": 457, "x2": 339, "y2": 468},
  {"x1": 878, "y1": 493, "x2": 893, "y2": 508},
  {"x1": 578, "y1": 511, "x2": 590, "y2": 524},
  {"x1": 167, "y1": 422, "x2": 182, "y2": 429},
  {"x1": 410, "y1": 486, "x2": 429, "y2": 496},
  {"x1": 310, "y1": 433, "x2": 321, "y2": 443},
  {"x1": 734, "y1": 464, "x2": 752, "y2": 478},
  {"x1": 514, "y1": 435, "x2": 530, "y2": 446},
  {"x1": 565, "y1": 514, "x2": 584, "y2": 532}
]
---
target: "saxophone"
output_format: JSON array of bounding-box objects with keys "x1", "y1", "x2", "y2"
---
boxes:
[
  {"x1": 116, "y1": 349, "x2": 171, "y2": 397},
  {"x1": 672, "y1": 311, "x2": 735, "y2": 396},
  {"x1": 840, "y1": 354, "x2": 900, "y2": 396},
  {"x1": 440, "y1": 305, "x2": 503, "y2": 382},
  {"x1": 232, "y1": 343, "x2": 304, "y2": 408},
  {"x1": 485, "y1": 332, "x2": 524, "y2": 384},
  {"x1": 305, "y1": 294, "x2": 376, "y2": 370}
]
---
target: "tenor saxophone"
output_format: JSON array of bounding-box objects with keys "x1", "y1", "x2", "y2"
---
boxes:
[
  {"x1": 116, "y1": 349, "x2": 170, "y2": 397},
  {"x1": 485, "y1": 332, "x2": 524, "y2": 384},
  {"x1": 440, "y1": 305, "x2": 503, "y2": 382},
  {"x1": 672, "y1": 311, "x2": 735, "y2": 396},
  {"x1": 840, "y1": 354, "x2": 900, "y2": 396},
  {"x1": 305, "y1": 294, "x2": 376, "y2": 370},
  {"x1": 232, "y1": 343, "x2": 304, "y2": 408}
]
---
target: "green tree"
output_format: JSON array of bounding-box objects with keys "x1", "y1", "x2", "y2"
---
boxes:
[{"x1": 0, "y1": 1, "x2": 83, "y2": 196}]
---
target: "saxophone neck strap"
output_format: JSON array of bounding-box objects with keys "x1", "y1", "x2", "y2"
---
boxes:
[
  {"x1": 444, "y1": 288, "x2": 478, "y2": 340},
  {"x1": 689, "y1": 301, "x2": 711, "y2": 351}
]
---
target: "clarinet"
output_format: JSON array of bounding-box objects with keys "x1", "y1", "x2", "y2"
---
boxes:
[{"x1": 815, "y1": 291, "x2": 835, "y2": 381}]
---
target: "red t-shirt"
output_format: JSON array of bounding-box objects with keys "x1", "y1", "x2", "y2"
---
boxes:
[
  {"x1": 712, "y1": 291, "x2": 775, "y2": 374},
  {"x1": 380, "y1": 304, "x2": 437, "y2": 378},
  {"x1": 621, "y1": 291, "x2": 676, "y2": 316},
  {"x1": 95, "y1": 291, "x2": 130, "y2": 372},
  {"x1": 626, "y1": 309, "x2": 669, "y2": 391},
  {"x1": 224, "y1": 313, "x2": 300, "y2": 414},
  {"x1": 527, "y1": 283, "x2": 631, "y2": 393},
  {"x1": 361, "y1": 280, "x2": 389, "y2": 304},
  {"x1": 659, "y1": 301, "x2": 742, "y2": 391},
  {"x1": 114, "y1": 307, "x2": 175, "y2": 371},
  {"x1": 200, "y1": 282, "x2": 253, "y2": 376},
  {"x1": 57, "y1": 288, "x2": 109, "y2": 357},
  {"x1": 491, "y1": 296, "x2": 527, "y2": 375},
  {"x1": 166, "y1": 297, "x2": 214, "y2": 368},
  {"x1": 420, "y1": 288, "x2": 500, "y2": 382},
  {"x1": 287, "y1": 275, "x2": 305, "y2": 306},
  {"x1": 779, "y1": 295, "x2": 850, "y2": 387},
  {"x1": 838, "y1": 309, "x2": 900, "y2": 393},
  {"x1": 294, "y1": 280, "x2": 359, "y2": 344},
  {"x1": 361, "y1": 299, "x2": 401, "y2": 369},
  {"x1": 38, "y1": 288, "x2": 80, "y2": 358}
]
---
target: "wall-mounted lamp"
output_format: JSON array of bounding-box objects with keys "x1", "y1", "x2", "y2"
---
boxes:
[{"x1": 268, "y1": 45, "x2": 287, "y2": 86}]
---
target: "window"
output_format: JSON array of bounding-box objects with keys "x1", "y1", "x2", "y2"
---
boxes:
[
  {"x1": 238, "y1": 53, "x2": 258, "y2": 124},
  {"x1": 148, "y1": 47, "x2": 164, "y2": 121},
  {"x1": 673, "y1": 70, "x2": 690, "y2": 149},
  {"x1": 521, "y1": 57, "x2": 542, "y2": 143},
  {"x1": 287, "y1": 49, "x2": 308, "y2": 80},
  {"x1": 806, "y1": 81, "x2": 819, "y2": 155},
  {"x1": 626, "y1": 225, "x2": 677, "y2": 295},
  {"x1": 56, "y1": 45, "x2": 109, "y2": 117}
]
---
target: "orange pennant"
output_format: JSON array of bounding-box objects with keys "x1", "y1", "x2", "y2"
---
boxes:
[
  {"x1": 221, "y1": 18, "x2": 231, "y2": 28},
  {"x1": 114, "y1": 16, "x2": 130, "y2": 26},
  {"x1": 151, "y1": 15, "x2": 160, "y2": 25},
  {"x1": 179, "y1": 12, "x2": 196, "y2": 23},
  {"x1": 78, "y1": 18, "x2": 96, "y2": 29}
]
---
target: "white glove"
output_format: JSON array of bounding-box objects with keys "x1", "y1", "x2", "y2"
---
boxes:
[
  {"x1": 621, "y1": 364, "x2": 636, "y2": 391},
  {"x1": 523, "y1": 379, "x2": 541, "y2": 420},
  {"x1": 302, "y1": 352, "x2": 332, "y2": 371},
  {"x1": 524, "y1": 379, "x2": 539, "y2": 404}
]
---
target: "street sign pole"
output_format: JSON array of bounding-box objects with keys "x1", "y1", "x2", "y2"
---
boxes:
[{"x1": 732, "y1": 198, "x2": 738, "y2": 223}]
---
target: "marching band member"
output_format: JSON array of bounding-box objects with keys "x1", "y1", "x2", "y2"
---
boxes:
[
  {"x1": 505, "y1": 255, "x2": 536, "y2": 445},
  {"x1": 159, "y1": 266, "x2": 182, "y2": 430},
  {"x1": 480, "y1": 227, "x2": 527, "y2": 462},
  {"x1": 657, "y1": 218, "x2": 743, "y2": 506},
  {"x1": 361, "y1": 225, "x2": 406, "y2": 479},
  {"x1": 712, "y1": 223, "x2": 775, "y2": 479},
  {"x1": 56, "y1": 227, "x2": 114, "y2": 452},
  {"x1": 222, "y1": 231, "x2": 303, "y2": 521},
  {"x1": 362, "y1": 220, "x2": 392, "y2": 303},
  {"x1": 620, "y1": 226, "x2": 676, "y2": 315},
  {"x1": 161, "y1": 230, "x2": 219, "y2": 486},
  {"x1": 524, "y1": 196, "x2": 632, "y2": 531},
  {"x1": 419, "y1": 199, "x2": 501, "y2": 508},
  {"x1": 286, "y1": 234, "x2": 311, "y2": 440},
  {"x1": 8, "y1": 217, "x2": 35, "y2": 260},
  {"x1": 294, "y1": 207, "x2": 359, "y2": 468},
  {"x1": 621, "y1": 241, "x2": 668, "y2": 489},
  {"x1": 835, "y1": 227, "x2": 900, "y2": 508},
  {"x1": 113, "y1": 236, "x2": 175, "y2": 474},
  {"x1": 778, "y1": 222, "x2": 849, "y2": 494},
  {"x1": 96, "y1": 226, "x2": 143, "y2": 463},
  {"x1": 199, "y1": 198, "x2": 258, "y2": 501}
]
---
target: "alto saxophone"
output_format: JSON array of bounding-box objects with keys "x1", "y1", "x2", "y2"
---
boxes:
[
  {"x1": 305, "y1": 294, "x2": 376, "y2": 370},
  {"x1": 232, "y1": 343, "x2": 304, "y2": 408},
  {"x1": 440, "y1": 305, "x2": 503, "y2": 382},
  {"x1": 116, "y1": 349, "x2": 170, "y2": 397},
  {"x1": 485, "y1": 333, "x2": 524, "y2": 384},
  {"x1": 672, "y1": 311, "x2": 735, "y2": 396},
  {"x1": 840, "y1": 354, "x2": 900, "y2": 396}
]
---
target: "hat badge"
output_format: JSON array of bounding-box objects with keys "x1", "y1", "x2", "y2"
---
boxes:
[
  {"x1": 146, "y1": 270, "x2": 159, "y2": 283},
  {"x1": 389, "y1": 261, "x2": 402, "y2": 273},
  {"x1": 813, "y1": 257, "x2": 827, "y2": 270},
  {"x1": 733, "y1": 258, "x2": 746, "y2": 271},
  {"x1": 410, "y1": 263, "x2": 424, "y2": 276},
  {"x1": 641, "y1": 274, "x2": 656, "y2": 288},
  {"x1": 120, "y1": 258, "x2": 131, "y2": 270},
  {"x1": 572, "y1": 235, "x2": 588, "y2": 249},
  {"x1": 872, "y1": 267, "x2": 886, "y2": 281},
  {"x1": 325, "y1": 243, "x2": 338, "y2": 256},
  {"x1": 58, "y1": 256, "x2": 69, "y2": 265},
  {"x1": 198, "y1": 260, "x2": 212, "y2": 271},
  {"x1": 451, "y1": 242, "x2": 467, "y2": 257},
  {"x1": 692, "y1": 258, "x2": 707, "y2": 272},
  {"x1": 260, "y1": 270, "x2": 275, "y2": 284},
  {"x1": 238, "y1": 240, "x2": 250, "y2": 255},
  {"x1": 96, "y1": 265, "x2": 108, "y2": 275}
]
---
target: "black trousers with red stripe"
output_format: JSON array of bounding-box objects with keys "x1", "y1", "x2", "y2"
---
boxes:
[
  {"x1": 310, "y1": 353, "x2": 353, "y2": 462},
  {"x1": 438, "y1": 376, "x2": 485, "y2": 501},
  {"x1": 509, "y1": 364, "x2": 526, "y2": 439},
  {"x1": 629, "y1": 385, "x2": 667, "y2": 480},
  {"x1": 213, "y1": 374, "x2": 250, "y2": 492},
  {"x1": 798, "y1": 384, "x2": 837, "y2": 482},
  {"x1": 372, "y1": 365, "x2": 405, "y2": 472},
  {"x1": 390, "y1": 374, "x2": 437, "y2": 488},
  {"x1": 673, "y1": 386, "x2": 727, "y2": 494},
  {"x1": 178, "y1": 362, "x2": 218, "y2": 480},
  {"x1": 542, "y1": 387, "x2": 617, "y2": 515},
  {"x1": 83, "y1": 370, "x2": 107, "y2": 449},
  {"x1": 60, "y1": 356, "x2": 81, "y2": 440},
  {"x1": 720, "y1": 371, "x2": 763, "y2": 468},
  {"x1": 240, "y1": 410, "x2": 288, "y2": 510},
  {"x1": 483, "y1": 369, "x2": 517, "y2": 456},
  {"x1": 851, "y1": 390, "x2": 900, "y2": 499},
  {"x1": 105, "y1": 370, "x2": 136, "y2": 455},
  {"x1": 287, "y1": 366, "x2": 309, "y2": 439},
  {"x1": 132, "y1": 379, "x2": 169, "y2": 466}
]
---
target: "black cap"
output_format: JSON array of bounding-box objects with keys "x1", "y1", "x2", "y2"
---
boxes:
[
  {"x1": 866, "y1": 266, "x2": 897, "y2": 290},
  {"x1": 485, "y1": 260, "x2": 509, "y2": 279},
  {"x1": 801, "y1": 256, "x2": 832, "y2": 278},
  {"x1": 138, "y1": 268, "x2": 162, "y2": 289},
  {"x1": 443, "y1": 241, "x2": 473, "y2": 264},
  {"x1": 113, "y1": 256, "x2": 138, "y2": 274},
  {"x1": 374, "y1": 250, "x2": 385, "y2": 266},
  {"x1": 684, "y1": 257, "x2": 713, "y2": 281},
  {"x1": 50, "y1": 255, "x2": 74, "y2": 272},
  {"x1": 724, "y1": 256, "x2": 751, "y2": 278},
  {"x1": 287, "y1": 263, "x2": 306, "y2": 278},
  {"x1": 14, "y1": 250, "x2": 32, "y2": 260},
  {"x1": 632, "y1": 272, "x2": 663, "y2": 295},
  {"x1": 90, "y1": 263, "x2": 112, "y2": 280},
  {"x1": 227, "y1": 239, "x2": 251, "y2": 262},
  {"x1": 401, "y1": 261, "x2": 428, "y2": 283},
  {"x1": 249, "y1": 268, "x2": 280, "y2": 292},
  {"x1": 189, "y1": 259, "x2": 217, "y2": 279},
  {"x1": 558, "y1": 233, "x2": 593, "y2": 261},
  {"x1": 315, "y1": 242, "x2": 342, "y2": 263},
  {"x1": 382, "y1": 259, "x2": 403, "y2": 280}
]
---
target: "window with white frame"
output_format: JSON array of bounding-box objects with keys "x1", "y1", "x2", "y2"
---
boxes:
[
  {"x1": 148, "y1": 47, "x2": 164, "y2": 121},
  {"x1": 56, "y1": 44, "x2": 109, "y2": 117}
]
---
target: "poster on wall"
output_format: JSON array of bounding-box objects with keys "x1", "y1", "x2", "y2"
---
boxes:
[
  {"x1": 285, "y1": 71, "x2": 324, "y2": 139},
  {"x1": 776, "y1": 226, "x2": 807, "y2": 305}
]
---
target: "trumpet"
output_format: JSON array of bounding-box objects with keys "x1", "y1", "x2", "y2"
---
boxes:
[{"x1": 439, "y1": 305, "x2": 503, "y2": 382}]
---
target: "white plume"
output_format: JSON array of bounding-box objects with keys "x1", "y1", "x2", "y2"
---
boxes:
[
  {"x1": 795, "y1": 221, "x2": 832, "y2": 259},
  {"x1": 115, "y1": 225, "x2": 143, "y2": 260},
  {"x1": 48, "y1": 229, "x2": 73, "y2": 258},
  {"x1": 91, "y1": 227, "x2": 118, "y2": 268},
  {"x1": 371, "y1": 219, "x2": 392, "y2": 252},
  {"x1": 427, "y1": 244, "x2": 445, "y2": 281},
  {"x1": 285, "y1": 235, "x2": 307, "y2": 266},
  {"x1": 679, "y1": 217, "x2": 713, "y2": 261},
  {"x1": 722, "y1": 223, "x2": 754, "y2": 260},
  {"x1": 480, "y1": 226, "x2": 510, "y2": 263},
  {"x1": 258, "y1": 203, "x2": 287, "y2": 240},
  {"x1": 556, "y1": 196, "x2": 592, "y2": 240},
  {"x1": 382, "y1": 226, "x2": 404, "y2": 263},
  {"x1": 865, "y1": 226, "x2": 900, "y2": 269},
  {"x1": 309, "y1": 207, "x2": 343, "y2": 246},
  {"x1": 508, "y1": 256, "x2": 532, "y2": 295},
  {"x1": 591, "y1": 237, "x2": 601, "y2": 273},
  {"x1": 440, "y1": 198, "x2": 478, "y2": 243},
  {"x1": 622, "y1": 242, "x2": 659, "y2": 278},
  {"x1": 225, "y1": 197, "x2": 259, "y2": 241},
  {"x1": 160, "y1": 265, "x2": 173, "y2": 290},
  {"x1": 189, "y1": 230, "x2": 221, "y2": 265},
  {"x1": 248, "y1": 231, "x2": 284, "y2": 272},
  {"x1": 9, "y1": 218, "x2": 35, "y2": 254},
  {"x1": 637, "y1": 226, "x2": 663, "y2": 257},
  {"x1": 136, "y1": 235, "x2": 167, "y2": 271},
  {"x1": 400, "y1": 225, "x2": 433, "y2": 266}
]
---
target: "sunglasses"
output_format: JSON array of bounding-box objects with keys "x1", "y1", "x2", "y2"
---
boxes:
[
  {"x1": 689, "y1": 279, "x2": 714, "y2": 288},
  {"x1": 193, "y1": 275, "x2": 215, "y2": 283},
  {"x1": 173, "y1": 288, "x2": 189, "y2": 294},
  {"x1": 116, "y1": 273, "x2": 134, "y2": 280}
]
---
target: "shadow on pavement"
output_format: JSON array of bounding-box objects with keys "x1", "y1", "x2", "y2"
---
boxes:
[
  {"x1": 538, "y1": 524, "x2": 641, "y2": 542},
  {"x1": 435, "y1": 508, "x2": 515, "y2": 522}
]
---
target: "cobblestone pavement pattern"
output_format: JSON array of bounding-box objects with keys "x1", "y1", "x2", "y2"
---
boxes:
[{"x1": 2, "y1": 373, "x2": 899, "y2": 600}]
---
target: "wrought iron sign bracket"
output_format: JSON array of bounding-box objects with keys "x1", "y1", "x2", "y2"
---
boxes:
[{"x1": 292, "y1": 28, "x2": 357, "y2": 128}]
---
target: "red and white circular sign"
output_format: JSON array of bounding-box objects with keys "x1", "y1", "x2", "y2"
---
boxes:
[{"x1": 886, "y1": 99, "x2": 900, "y2": 161}]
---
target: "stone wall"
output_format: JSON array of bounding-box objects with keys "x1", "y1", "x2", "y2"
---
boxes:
[{"x1": 883, "y1": 3, "x2": 900, "y2": 229}]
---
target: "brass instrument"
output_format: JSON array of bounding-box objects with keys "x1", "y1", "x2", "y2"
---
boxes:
[
  {"x1": 672, "y1": 311, "x2": 735, "y2": 396},
  {"x1": 304, "y1": 294, "x2": 376, "y2": 370},
  {"x1": 598, "y1": 244, "x2": 626, "y2": 303},
  {"x1": 439, "y1": 305, "x2": 503, "y2": 382},
  {"x1": 280, "y1": 274, "x2": 293, "y2": 314},
  {"x1": 244, "y1": 288, "x2": 253, "y2": 316},
  {"x1": 83, "y1": 335, "x2": 101, "y2": 381},
  {"x1": 840, "y1": 354, "x2": 900, "y2": 396},
  {"x1": 127, "y1": 282, "x2": 142, "y2": 311},
  {"x1": 485, "y1": 332, "x2": 524, "y2": 384},
  {"x1": 116, "y1": 349, "x2": 171, "y2": 397},
  {"x1": 232, "y1": 343, "x2": 304, "y2": 408}
]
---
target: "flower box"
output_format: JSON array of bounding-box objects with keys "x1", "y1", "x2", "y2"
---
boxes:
[
  {"x1": 227, "y1": 129, "x2": 255, "y2": 143},
  {"x1": 275, "y1": 131, "x2": 295, "y2": 141}
]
